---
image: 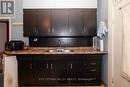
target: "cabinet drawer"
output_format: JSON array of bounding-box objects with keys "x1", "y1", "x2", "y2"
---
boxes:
[
  {"x1": 86, "y1": 67, "x2": 101, "y2": 73},
  {"x1": 85, "y1": 75, "x2": 101, "y2": 85}
]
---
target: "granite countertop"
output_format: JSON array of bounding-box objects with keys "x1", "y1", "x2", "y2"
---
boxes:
[{"x1": 4, "y1": 47, "x2": 107, "y2": 55}]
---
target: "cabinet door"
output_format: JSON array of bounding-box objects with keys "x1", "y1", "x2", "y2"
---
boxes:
[
  {"x1": 49, "y1": 60, "x2": 69, "y2": 85},
  {"x1": 52, "y1": 9, "x2": 69, "y2": 36},
  {"x1": 67, "y1": 60, "x2": 86, "y2": 84},
  {"x1": 37, "y1": 9, "x2": 51, "y2": 36},
  {"x1": 17, "y1": 58, "x2": 33, "y2": 86},
  {"x1": 23, "y1": 9, "x2": 37, "y2": 36},
  {"x1": 68, "y1": 9, "x2": 83, "y2": 36},
  {"x1": 33, "y1": 60, "x2": 50, "y2": 85},
  {"x1": 83, "y1": 9, "x2": 97, "y2": 36}
]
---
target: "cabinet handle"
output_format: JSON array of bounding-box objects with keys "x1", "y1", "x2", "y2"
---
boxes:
[
  {"x1": 90, "y1": 63, "x2": 96, "y2": 65},
  {"x1": 52, "y1": 27, "x2": 54, "y2": 32},
  {"x1": 46, "y1": 64, "x2": 49, "y2": 69},
  {"x1": 34, "y1": 28, "x2": 38, "y2": 34},
  {"x1": 30, "y1": 64, "x2": 32, "y2": 69},
  {"x1": 50, "y1": 64, "x2": 53, "y2": 69},
  {"x1": 84, "y1": 26, "x2": 86, "y2": 32},
  {"x1": 48, "y1": 28, "x2": 51, "y2": 32},
  {"x1": 70, "y1": 27, "x2": 72, "y2": 32},
  {"x1": 82, "y1": 15, "x2": 84, "y2": 33},
  {"x1": 34, "y1": 28, "x2": 36, "y2": 33},
  {"x1": 90, "y1": 69, "x2": 96, "y2": 72},
  {"x1": 70, "y1": 64, "x2": 73, "y2": 69}
]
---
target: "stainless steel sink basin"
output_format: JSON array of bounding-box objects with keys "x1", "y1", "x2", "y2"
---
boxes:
[{"x1": 46, "y1": 49, "x2": 74, "y2": 53}]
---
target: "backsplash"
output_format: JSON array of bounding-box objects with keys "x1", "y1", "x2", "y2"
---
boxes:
[{"x1": 29, "y1": 37, "x2": 93, "y2": 47}]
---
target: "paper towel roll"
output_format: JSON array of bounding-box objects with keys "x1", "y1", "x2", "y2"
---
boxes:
[{"x1": 100, "y1": 39, "x2": 104, "y2": 51}]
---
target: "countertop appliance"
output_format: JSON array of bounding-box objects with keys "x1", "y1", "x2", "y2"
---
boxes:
[{"x1": 5, "y1": 40, "x2": 24, "y2": 51}]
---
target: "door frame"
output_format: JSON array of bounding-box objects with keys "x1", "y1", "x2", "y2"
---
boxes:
[
  {"x1": 108, "y1": 0, "x2": 130, "y2": 87},
  {"x1": 108, "y1": 0, "x2": 114, "y2": 87},
  {"x1": 0, "y1": 17, "x2": 11, "y2": 41}
]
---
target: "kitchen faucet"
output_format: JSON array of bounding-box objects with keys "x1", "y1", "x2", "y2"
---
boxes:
[
  {"x1": 57, "y1": 40, "x2": 65, "y2": 52},
  {"x1": 58, "y1": 40, "x2": 62, "y2": 47}
]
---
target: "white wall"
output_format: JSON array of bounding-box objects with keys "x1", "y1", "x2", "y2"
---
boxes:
[
  {"x1": 4, "y1": 56, "x2": 18, "y2": 87},
  {"x1": 10, "y1": 0, "x2": 29, "y2": 44},
  {"x1": 23, "y1": 0, "x2": 97, "y2": 8},
  {"x1": 97, "y1": 0, "x2": 108, "y2": 86},
  {"x1": 97, "y1": 0, "x2": 108, "y2": 23}
]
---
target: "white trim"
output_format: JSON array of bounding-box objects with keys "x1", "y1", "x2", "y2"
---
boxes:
[
  {"x1": 23, "y1": 0, "x2": 97, "y2": 8},
  {"x1": 121, "y1": 72, "x2": 130, "y2": 82},
  {"x1": 3, "y1": 55, "x2": 18, "y2": 87},
  {"x1": 108, "y1": 0, "x2": 114, "y2": 87},
  {"x1": 120, "y1": 4, "x2": 130, "y2": 82},
  {"x1": 114, "y1": 0, "x2": 121, "y2": 5},
  {"x1": 0, "y1": 17, "x2": 10, "y2": 21},
  {"x1": 12, "y1": 22, "x2": 23, "y2": 26},
  {"x1": 119, "y1": 2, "x2": 130, "y2": 9},
  {"x1": 0, "y1": 17, "x2": 12, "y2": 41}
]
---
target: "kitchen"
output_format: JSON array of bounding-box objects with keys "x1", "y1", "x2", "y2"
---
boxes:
[{"x1": 0, "y1": 0, "x2": 130, "y2": 87}]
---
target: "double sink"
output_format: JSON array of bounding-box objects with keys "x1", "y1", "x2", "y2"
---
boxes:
[
  {"x1": 30, "y1": 48, "x2": 74, "y2": 53},
  {"x1": 46, "y1": 49, "x2": 74, "y2": 53}
]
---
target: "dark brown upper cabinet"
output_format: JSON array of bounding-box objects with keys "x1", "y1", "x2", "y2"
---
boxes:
[
  {"x1": 68, "y1": 9, "x2": 83, "y2": 36},
  {"x1": 37, "y1": 9, "x2": 51, "y2": 36},
  {"x1": 51, "y1": 9, "x2": 69, "y2": 36},
  {"x1": 83, "y1": 9, "x2": 97, "y2": 36},
  {"x1": 23, "y1": 9, "x2": 97, "y2": 37},
  {"x1": 23, "y1": 9, "x2": 37, "y2": 36}
]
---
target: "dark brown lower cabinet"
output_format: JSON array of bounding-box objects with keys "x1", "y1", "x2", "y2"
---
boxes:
[
  {"x1": 17, "y1": 54, "x2": 102, "y2": 86},
  {"x1": 17, "y1": 55, "x2": 33, "y2": 86}
]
